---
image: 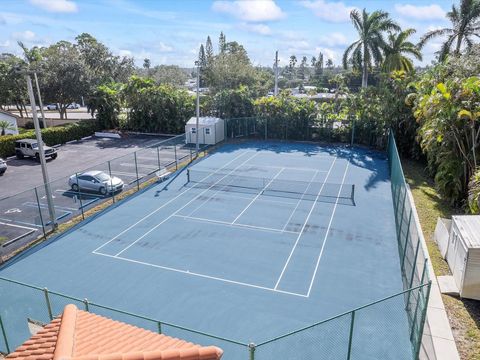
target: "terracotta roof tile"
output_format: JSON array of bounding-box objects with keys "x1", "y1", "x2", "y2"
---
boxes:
[{"x1": 6, "y1": 305, "x2": 222, "y2": 360}]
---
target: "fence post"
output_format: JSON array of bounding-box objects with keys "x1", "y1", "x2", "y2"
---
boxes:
[
  {"x1": 415, "y1": 281, "x2": 432, "y2": 360},
  {"x1": 396, "y1": 189, "x2": 408, "y2": 239},
  {"x1": 249, "y1": 343, "x2": 256, "y2": 360},
  {"x1": 405, "y1": 240, "x2": 421, "y2": 310},
  {"x1": 76, "y1": 173, "x2": 85, "y2": 220},
  {"x1": 43, "y1": 288, "x2": 53, "y2": 321},
  {"x1": 34, "y1": 187, "x2": 47, "y2": 239},
  {"x1": 0, "y1": 314, "x2": 10, "y2": 354},
  {"x1": 174, "y1": 145, "x2": 178, "y2": 170},
  {"x1": 347, "y1": 310, "x2": 356, "y2": 360},
  {"x1": 157, "y1": 321, "x2": 162, "y2": 334},
  {"x1": 156, "y1": 146, "x2": 161, "y2": 171},
  {"x1": 134, "y1": 152, "x2": 140, "y2": 191},
  {"x1": 108, "y1": 161, "x2": 115, "y2": 204},
  {"x1": 400, "y1": 211, "x2": 413, "y2": 270},
  {"x1": 83, "y1": 298, "x2": 89, "y2": 312}
]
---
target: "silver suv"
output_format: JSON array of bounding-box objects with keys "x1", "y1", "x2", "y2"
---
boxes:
[{"x1": 15, "y1": 139, "x2": 58, "y2": 161}]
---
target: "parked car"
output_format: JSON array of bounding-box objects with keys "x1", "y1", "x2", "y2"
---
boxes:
[
  {"x1": 67, "y1": 103, "x2": 80, "y2": 109},
  {"x1": 45, "y1": 103, "x2": 58, "y2": 110},
  {"x1": 15, "y1": 139, "x2": 58, "y2": 161},
  {"x1": 0, "y1": 158, "x2": 7, "y2": 175},
  {"x1": 68, "y1": 170, "x2": 124, "y2": 195}
]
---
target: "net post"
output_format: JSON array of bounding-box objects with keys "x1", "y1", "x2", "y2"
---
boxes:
[
  {"x1": 249, "y1": 342, "x2": 256, "y2": 360},
  {"x1": 187, "y1": 169, "x2": 190, "y2": 183},
  {"x1": 415, "y1": 281, "x2": 432, "y2": 360},
  {"x1": 108, "y1": 161, "x2": 115, "y2": 204},
  {"x1": 34, "y1": 186, "x2": 47, "y2": 239},
  {"x1": 157, "y1": 321, "x2": 162, "y2": 334},
  {"x1": 0, "y1": 314, "x2": 10, "y2": 354},
  {"x1": 347, "y1": 310, "x2": 356, "y2": 360},
  {"x1": 83, "y1": 298, "x2": 90, "y2": 312},
  {"x1": 75, "y1": 173, "x2": 85, "y2": 220},
  {"x1": 134, "y1": 152, "x2": 140, "y2": 191},
  {"x1": 351, "y1": 184, "x2": 355, "y2": 206},
  {"x1": 44, "y1": 288, "x2": 53, "y2": 321}
]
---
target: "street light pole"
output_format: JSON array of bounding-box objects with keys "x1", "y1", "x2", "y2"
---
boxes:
[
  {"x1": 25, "y1": 74, "x2": 57, "y2": 230},
  {"x1": 195, "y1": 61, "x2": 200, "y2": 155},
  {"x1": 274, "y1": 50, "x2": 279, "y2": 96},
  {"x1": 33, "y1": 72, "x2": 48, "y2": 129}
]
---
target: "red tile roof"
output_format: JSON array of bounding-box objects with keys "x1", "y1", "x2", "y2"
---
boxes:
[{"x1": 7, "y1": 305, "x2": 223, "y2": 360}]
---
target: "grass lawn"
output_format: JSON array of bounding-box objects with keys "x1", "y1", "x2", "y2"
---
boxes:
[{"x1": 402, "y1": 158, "x2": 480, "y2": 360}]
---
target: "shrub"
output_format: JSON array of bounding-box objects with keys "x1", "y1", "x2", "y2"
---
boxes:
[
  {"x1": 0, "y1": 120, "x2": 100, "y2": 158},
  {"x1": 468, "y1": 169, "x2": 480, "y2": 214}
]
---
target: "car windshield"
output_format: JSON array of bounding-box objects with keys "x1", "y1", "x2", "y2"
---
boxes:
[
  {"x1": 95, "y1": 173, "x2": 110, "y2": 181},
  {"x1": 31, "y1": 143, "x2": 38, "y2": 149}
]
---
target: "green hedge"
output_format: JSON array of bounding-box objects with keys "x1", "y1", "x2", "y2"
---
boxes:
[{"x1": 0, "y1": 121, "x2": 100, "y2": 158}]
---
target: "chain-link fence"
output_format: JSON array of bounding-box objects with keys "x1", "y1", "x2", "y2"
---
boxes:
[{"x1": 0, "y1": 134, "x2": 207, "y2": 261}]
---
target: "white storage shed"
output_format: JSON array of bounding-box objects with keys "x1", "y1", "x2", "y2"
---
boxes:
[
  {"x1": 445, "y1": 215, "x2": 480, "y2": 300},
  {"x1": 185, "y1": 117, "x2": 224, "y2": 145}
]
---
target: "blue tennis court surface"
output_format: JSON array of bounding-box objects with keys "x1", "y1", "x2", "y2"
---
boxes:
[{"x1": 0, "y1": 141, "x2": 412, "y2": 359}]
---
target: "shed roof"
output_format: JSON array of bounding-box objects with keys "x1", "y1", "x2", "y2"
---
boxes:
[
  {"x1": 452, "y1": 215, "x2": 480, "y2": 248},
  {"x1": 6, "y1": 304, "x2": 223, "y2": 360},
  {"x1": 186, "y1": 117, "x2": 223, "y2": 126}
]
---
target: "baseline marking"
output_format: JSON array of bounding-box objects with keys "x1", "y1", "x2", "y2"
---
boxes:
[
  {"x1": 306, "y1": 159, "x2": 351, "y2": 297},
  {"x1": 274, "y1": 157, "x2": 337, "y2": 290},
  {"x1": 93, "y1": 251, "x2": 307, "y2": 298},
  {"x1": 93, "y1": 150, "x2": 252, "y2": 254},
  {"x1": 113, "y1": 152, "x2": 260, "y2": 257}
]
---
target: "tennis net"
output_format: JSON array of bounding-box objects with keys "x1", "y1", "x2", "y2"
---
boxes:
[{"x1": 187, "y1": 169, "x2": 355, "y2": 204}]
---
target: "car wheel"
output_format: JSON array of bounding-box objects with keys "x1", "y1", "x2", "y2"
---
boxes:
[
  {"x1": 51, "y1": 153, "x2": 57, "y2": 160},
  {"x1": 35, "y1": 153, "x2": 40, "y2": 162},
  {"x1": 99, "y1": 187, "x2": 107, "y2": 195},
  {"x1": 16, "y1": 152, "x2": 24, "y2": 159},
  {"x1": 71, "y1": 183, "x2": 79, "y2": 192}
]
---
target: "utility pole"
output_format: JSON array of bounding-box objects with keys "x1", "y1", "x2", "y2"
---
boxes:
[
  {"x1": 195, "y1": 61, "x2": 200, "y2": 155},
  {"x1": 33, "y1": 72, "x2": 48, "y2": 128},
  {"x1": 274, "y1": 50, "x2": 279, "y2": 96},
  {"x1": 26, "y1": 74, "x2": 57, "y2": 230}
]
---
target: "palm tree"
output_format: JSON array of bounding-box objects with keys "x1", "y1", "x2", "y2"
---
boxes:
[
  {"x1": 419, "y1": 0, "x2": 480, "y2": 61},
  {"x1": 343, "y1": 9, "x2": 400, "y2": 87},
  {"x1": 382, "y1": 29, "x2": 422, "y2": 73},
  {"x1": 0, "y1": 120, "x2": 15, "y2": 136}
]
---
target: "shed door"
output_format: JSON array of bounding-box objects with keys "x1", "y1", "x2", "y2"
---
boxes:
[
  {"x1": 453, "y1": 238, "x2": 467, "y2": 289},
  {"x1": 446, "y1": 229, "x2": 459, "y2": 271}
]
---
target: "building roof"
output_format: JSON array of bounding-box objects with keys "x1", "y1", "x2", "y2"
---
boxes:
[
  {"x1": 0, "y1": 109, "x2": 20, "y2": 119},
  {"x1": 186, "y1": 117, "x2": 223, "y2": 126},
  {"x1": 6, "y1": 304, "x2": 223, "y2": 360},
  {"x1": 452, "y1": 215, "x2": 480, "y2": 248}
]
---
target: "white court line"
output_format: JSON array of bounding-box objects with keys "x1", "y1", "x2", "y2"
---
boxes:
[
  {"x1": 113, "y1": 152, "x2": 260, "y2": 257},
  {"x1": 281, "y1": 170, "x2": 319, "y2": 232},
  {"x1": 93, "y1": 251, "x2": 307, "y2": 298},
  {"x1": 274, "y1": 157, "x2": 337, "y2": 290},
  {"x1": 92, "y1": 151, "x2": 251, "y2": 254},
  {"x1": 306, "y1": 159, "x2": 351, "y2": 297},
  {"x1": 231, "y1": 167, "x2": 285, "y2": 225},
  {"x1": 173, "y1": 214, "x2": 300, "y2": 235},
  {"x1": 0, "y1": 221, "x2": 36, "y2": 231},
  {"x1": 243, "y1": 164, "x2": 329, "y2": 173},
  {"x1": 212, "y1": 192, "x2": 296, "y2": 206}
]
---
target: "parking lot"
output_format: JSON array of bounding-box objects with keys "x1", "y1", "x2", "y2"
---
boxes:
[{"x1": 0, "y1": 134, "x2": 198, "y2": 258}]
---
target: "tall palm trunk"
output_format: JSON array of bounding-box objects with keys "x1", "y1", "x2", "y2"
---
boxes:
[
  {"x1": 455, "y1": 32, "x2": 464, "y2": 55},
  {"x1": 362, "y1": 43, "x2": 368, "y2": 87}
]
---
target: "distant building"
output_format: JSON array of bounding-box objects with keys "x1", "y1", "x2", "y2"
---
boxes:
[{"x1": 0, "y1": 109, "x2": 19, "y2": 135}]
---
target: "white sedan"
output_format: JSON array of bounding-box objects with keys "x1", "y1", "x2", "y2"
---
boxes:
[{"x1": 68, "y1": 170, "x2": 124, "y2": 195}]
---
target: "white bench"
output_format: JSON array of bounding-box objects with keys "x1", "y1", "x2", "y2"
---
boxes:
[{"x1": 155, "y1": 170, "x2": 172, "y2": 182}]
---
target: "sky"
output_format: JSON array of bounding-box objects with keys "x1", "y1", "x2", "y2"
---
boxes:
[{"x1": 0, "y1": 0, "x2": 455, "y2": 68}]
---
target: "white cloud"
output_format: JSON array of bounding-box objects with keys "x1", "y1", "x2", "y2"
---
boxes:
[
  {"x1": 239, "y1": 23, "x2": 272, "y2": 35},
  {"x1": 29, "y1": 0, "x2": 78, "y2": 13},
  {"x1": 319, "y1": 32, "x2": 348, "y2": 47},
  {"x1": 12, "y1": 30, "x2": 36, "y2": 41},
  {"x1": 395, "y1": 4, "x2": 445, "y2": 20},
  {"x1": 212, "y1": 0, "x2": 285, "y2": 22},
  {"x1": 300, "y1": 0, "x2": 355, "y2": 23},
  {"x1": 158, "y1": 42, "x2": 174, "y2": 52},
  {"x1": 315, "y1": 47, "x2": 339, "y2": 62},
  {"x1": 0, "y1": 40, "x2": 10, "y2": 47},
  {"x1": 118, "y1": 49, "x2": 133, "y2": 57}
]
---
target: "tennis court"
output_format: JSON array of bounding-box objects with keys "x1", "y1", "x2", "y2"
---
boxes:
[{"x1": 0, "y1": 141, "x2": 415, "y2": 359}]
